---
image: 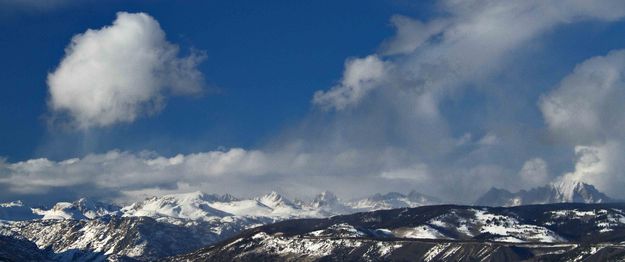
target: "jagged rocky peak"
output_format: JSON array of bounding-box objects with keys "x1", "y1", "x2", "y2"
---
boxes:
[
  {"x1": 73, "y1": 197, "x2": 120, "y2": 216},
  {"x1": 257, "y1": 191, "x2": 297, "y2": 209},
  {"x1": 475, "y1": 179, "x2": 614, "y2": 207},
  {"x1": 311, "y1": 191, "x2": 339, "y2": 208},
  {"x1": 550, "y1": 178, "x2": 610, "y2": 203},
  {"x1": 261, "y1": 191, "x2": 283, "y2": 201},
  {"x1": 214, "y1": 193, "x2": 239, "y2": 202}
]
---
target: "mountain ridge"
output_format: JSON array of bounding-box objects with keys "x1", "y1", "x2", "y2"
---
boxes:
[
  {"x1": 475, "y1": 180, "x2": 615, "y2": 207},
  {"x1": 167, "y1": 202, "x2": 625, "y2": 261},
  {"x1": 0, "y1": 183, "x2": 622, "y2": 261}
]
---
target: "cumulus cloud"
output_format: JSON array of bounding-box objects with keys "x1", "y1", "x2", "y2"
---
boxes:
[
  {"x1": 540, "y1": 49, "x2": 625, "y2": 195},
  {"x1": 47, "y1": 12, "x2": 205, "y2": 128}
]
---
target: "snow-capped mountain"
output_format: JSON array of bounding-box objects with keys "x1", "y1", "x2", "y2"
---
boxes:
[
  {"x1": 169, "y1": 203, "x2": 625, "y2": 261},
  {"x1": 307, "y1": 191, "x2": 352, "y2": 215},
  {"x1": 0, "y1": 189, "x2": 440, "y2": 260},
  {"x1": 349, "y1": 190, "x2": 441, "y2": 210},
  {"x1": 475, "y1": 180, "x2": 614, "y2": 207},
  {"x1": 121, "y1": 191, "x2": 236, "y2": 221},
  {"x1": 1, "y1": 186, "x2": 624, "y2": 261},
  {"x1": 34, "y1": 198, "x2": 120, "y2": 220}
]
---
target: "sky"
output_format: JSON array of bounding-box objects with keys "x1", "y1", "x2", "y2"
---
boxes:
[{"x1": 2, "y1": 0, "x2": 625, "y2": 205}]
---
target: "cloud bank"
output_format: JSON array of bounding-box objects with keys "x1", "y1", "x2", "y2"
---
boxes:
[
  {"x1": 304, "y1": 0, "x2": 625, "y2": 199},
  {"x1": 6, "y1": 1, "x2": 625, "y2": 204},
  {"x1": 47, "y1": 12, "x2": 205, "y2": 128}
]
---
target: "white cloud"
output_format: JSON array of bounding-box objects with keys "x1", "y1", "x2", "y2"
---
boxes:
[
  {"x1": 314, "y1": 0, "x2": 625, "y2": 114},
  {"x1": 539, "y1": 49, "x2": 625, "y2": 195},
  {"x1": 557, "y1": 142, "x2": 625, "y2": 196},
  {"x1": 313, "y1": 55, "x2": 389, "y2": 110},
  {"x1": 540, "y1": 50, "x2": 625, "y2": 143},
  {"x1": 47, "y1": 12, "x2": 205, "y2": 128},
  {"x1": 380, "y1": 15, "x2": 448, "y2": 55},
  {"x1": 305, "y1": 0, "x2": 625, "y2": 201},
  {"x1": 0, "y1": 149, "x2": 270, "y2": 196}
]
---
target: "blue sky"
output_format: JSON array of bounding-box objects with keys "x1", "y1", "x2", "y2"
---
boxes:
[
  {"x1": 3, "y1": 1, "x2": 625, "y2": 204},
  {"x1": 0, "y1": 0, "x2": 426, "y2": 161}
]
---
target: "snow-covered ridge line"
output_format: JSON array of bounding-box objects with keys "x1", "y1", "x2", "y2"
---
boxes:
[
  {"x1": 0, "y1": 190, "x2": 441, "y2": 222},
  {"x1": 1, "y1": 180, "x2": 620, "y2": 224},
  {"x1": 168, "y1": 202, "x2": 625, "y2": 261},
  {"x1": 0, "y1": 190, "x2": 440, "y2": 260},
  {"x1": 475, "y1": 180, "x2": 617, "y2": 207}
]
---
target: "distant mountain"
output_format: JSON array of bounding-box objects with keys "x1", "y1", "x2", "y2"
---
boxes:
[
  {"x1": 121, "y1": 191, "x2": 237, "y2": 221},
  {"x1": 0, "y1": 189, "x2": 440, "y2": 260},
  {"x1": 34, "y1": 198, "x2": 120, "y2": 220},
  {"x1": 349, "y1": 190, "x2": 441, "y2": 210},
  {"x1": 307, "y1": 191, "x2": 352, "y2": 215},
  {"x1": 475, "y1": 180, "x2": 614, "y2": 207},
  {"x1": 168, "y1": 203, "x2": 625, "y2": 261}
]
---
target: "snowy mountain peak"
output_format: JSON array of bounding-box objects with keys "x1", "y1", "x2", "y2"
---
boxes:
[
  {"x1": 350, "y1": 191, "x2": 440, "y2": 210},
  {"x1": 40, "y1": 202, "x2": 86, "y2": 220},
  {"x1": 34, "y1": 198, "x2": 120, "y2": 220},
  {"x1": 121, "y1": 191, "x2": 234, "y2": 221},
  {"x1": 73, "y1": 197, "x2": 120, "y2": 217},
  {"x1": 215, "y1": 193, "x2": 239, "y2": 202},
  {"x1": 311, "y1": 191, "x2": 339, "y2": 208},
  {"x1": 475, "y1": 180, "x2": 614, "y2": 207},
  {"x1": 257, "y1": 191, "x2": 297, "y2": 209},
  {"x1": 163, "y1": 191, "x2": 207, "y2": 201},
  {"x1": 549, "y1": 178, "x2": 609, "y2": 203},
  {"x1": 262, "y1": 191, "x2": 282, "y2": 201}
]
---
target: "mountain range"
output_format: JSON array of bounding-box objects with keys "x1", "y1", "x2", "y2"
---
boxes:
[
  {"x1": 0, "y1": 190, "x2": 440, "y2": 261},
  {"x1": 0, "y1": 180, "x2": 620, "y2": 261},
  {"x1": 476, "y1": 180, "x2": 615, "y2": 207},
  {"x1": 171, "y1": 203, "x2": 625, "y2": 261}
]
